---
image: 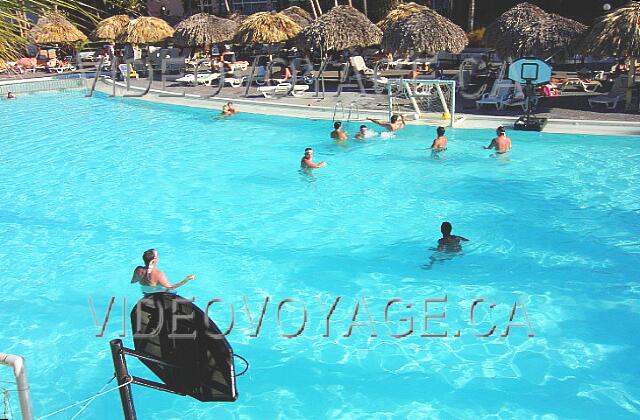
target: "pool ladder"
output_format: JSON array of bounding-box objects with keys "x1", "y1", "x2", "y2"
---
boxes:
[{"x1": 332, "y1": 101, "x2": 361, "y2": 122}]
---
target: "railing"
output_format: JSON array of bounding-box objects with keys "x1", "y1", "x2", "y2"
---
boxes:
[
  {"x1": 0, "y1": 77, "x2": 85, "y2": 95},
  {"x1": 0, "y1": 353, "x2": 33, "y2": 420}
]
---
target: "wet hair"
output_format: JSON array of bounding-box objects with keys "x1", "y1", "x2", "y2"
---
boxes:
[
  {"x1": 441, "y1": 222, "x2": 452, "y2": 235},
  {"x1": 360, "y1": 125, "x2": 367, "y2": 130},
  {"x1": 497, "y1": 126, "x2": 506, "y2": 134},
  {"x1": 334, "y1": 121, "x2": 342, "y2": 129},
  {"x1": 390, "y1": 115, "x2": 398, "y2": 123},
  {"x1": 142, "y1": 249, "x2": 157, "y2": 267},
  {"x1": 304, "y1": 147, "x2": 313, "y2": 153},
  {"x1": 437, "y1": 126, "x2": 445, "y2": 136}
]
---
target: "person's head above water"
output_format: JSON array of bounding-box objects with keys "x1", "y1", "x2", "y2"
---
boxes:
[
  {"x1": 496, "y1": 126, "x2": 506, "y2": 135},
  {"x1": 304, "y1": 147, "x2": 313, "y2": 157},
  {"x1": 359, "y1": 125, "x2": 367, "y2": 132},
  {"x1": 441, "y1": 222, "x2": 453, "y2": 236},
  {"x1": 437, "y1": 126, "x2": 445, "y2": 137},
  {"x1": 7, "y1": 92, "x2": 15, "y2": 99},
  {"x1": 143, "y1": 249, "x2": 158, "y2": 267},
  {"x1": 334, "y1": 121, "x2": 342, "y2": 130},
  {"x1": 390, "y1": 115, "x2": 399, "y2": 123}
]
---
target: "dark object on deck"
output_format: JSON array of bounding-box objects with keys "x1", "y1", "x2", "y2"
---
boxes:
[
  {"x1": 131, "y1": 292, "x2": 237, "y2": 402},
  {"x1": 514, "y1": 115, "x2": 547, "y2": 131}
]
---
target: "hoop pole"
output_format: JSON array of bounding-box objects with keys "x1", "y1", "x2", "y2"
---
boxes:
[{"x1": 110, "y1": 339, "x2": 137, "y2": 420}]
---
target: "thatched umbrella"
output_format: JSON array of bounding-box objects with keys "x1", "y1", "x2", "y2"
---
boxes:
[
  {"x1": 377, "y1": 2, "x2": 427, "y2": 32},
  {"x1": 234, "y1": 11, "x2": 301, "y2": 44},
  {"x1": 117, "y1": 16, "x2": 175, "y2": 44},
  {"x1": 295, "y1": 5, "x2": 382, "y2": 54},
  {"x1": 91, "y1": 14, "x2": 130, "y2": 41},
  {"x1": 581, "y1": 1, "x2": 640, "y2": 109},
  {"x1": 29, "y1": 12, "x2": 87, "y2": 44},
  {"x1": 484, "y1": 2, "x2": 585, "y2": 59},
  {"x1": 282, "y1": 6, "x2": 313, "y2": 29},
  {"x1": 174, "y1": 13, "x2": 238, "y2": 47},
  {"x1": 382, "y1": 8, "x2": 468, "y2": 56}
]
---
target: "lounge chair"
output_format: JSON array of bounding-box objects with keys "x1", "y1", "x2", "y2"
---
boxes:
[
  {"x1": 475, "y1": 80, "x2": 514, "y2": 110},
  {"x1": 348, "y1": 56, "x2": 374, "y2": 82},
  {"x1": 588, "y1": 78, "x2": 628, "y2": 109},
  {"x1": 176, "y1": 73, "x2": 219, "y2": 86},
  {"x1": 501, "y1": 81, "x2": 530, "y2": 111},
  {"x1": 118, "y1": 64, "x2": 138, "y2": 79},
  {"x1": 257, "y1": 83, "x2": 309, "y2": 98}
]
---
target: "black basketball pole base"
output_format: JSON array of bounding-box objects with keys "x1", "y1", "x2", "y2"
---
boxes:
[{"x1": 110, "y1": 339, "x2": 137, "y2": 420}]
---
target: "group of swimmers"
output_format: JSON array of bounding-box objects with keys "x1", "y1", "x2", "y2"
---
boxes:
[{"x1": 303, "y1": 121, "x2": 512, "y2": 169}]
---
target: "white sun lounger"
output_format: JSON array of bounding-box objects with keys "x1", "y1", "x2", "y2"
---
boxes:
[
  {"x1": 257, "y1": 83, "x2": 309, "y2": 98},
  {"x1": 588, "y1": 76, "x2": 628, "y2": 109},
  {"x1": 175, "y1": 73, "x2": 219, "y2": 85}
]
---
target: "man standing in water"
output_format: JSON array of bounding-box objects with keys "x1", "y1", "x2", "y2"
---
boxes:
[
  {"x1": 301, "y1": 148, "x2": 326, "y2": 169},
  {"x1": 484, "y1": 126, "x2": 511, "y2": 154},
  {"x1": 437, "y1": 222, "x2": 469, "y2": 252},
  {"x1": 368, "y1": 114, "x2": 406, "y2": 132},
  {"x1": 331, "y1": 121, "x2": 348, "y2": 141},
  {"x1": 430, "y1": 126, "x2": 448, "y2": 154}
]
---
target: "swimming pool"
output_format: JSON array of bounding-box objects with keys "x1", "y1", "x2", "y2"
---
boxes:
[{"x1": 0, "y1": 90, "x2": 639, "y2": 419}]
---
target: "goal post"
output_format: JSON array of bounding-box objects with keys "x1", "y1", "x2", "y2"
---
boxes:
[{"x1": 388, "y1": 79, "x2": 456, "y2": 127}]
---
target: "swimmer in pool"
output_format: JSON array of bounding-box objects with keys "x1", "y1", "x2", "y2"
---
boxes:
[
  {"x1": 437, "y1": 222, "x2": 469, "y2": 253},
  {"x1": 7, "y1": 92, "x2": 16, "y2": 99},
  {"x1": 221, "y1": 101, "x2": 237, "y2": 116},
  {"x1": 367, "y1": 114, "x2": 406, "y2": 132},
  {"x1": 300, "y1": 147, "x2": 326, "y2": 169},
  {"x1": 331, "y1": 121, "x2": 348, "y2": 141},
  {"x1": 355, "y1": 125, "x2": 370, "y2": 140},
  {"x1": 484, "y1": 126, "x2": 511, "y2": 154},
  {"x1": 131, "y1": 249, "x2": 196, "y2": 295},
  {"x1": 430, "y1": 126, "x2": 448, "y2": 154}
]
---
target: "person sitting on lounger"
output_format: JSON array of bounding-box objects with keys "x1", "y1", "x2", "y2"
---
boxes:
[
  {"x1": 222, "y1": 102, "x2": 237, "y2": 116},
  {"x1": 367, "y1": 114, "x2": 406, "y2": 132},
  {"x1": 437, "y1": 222, "x2": 469, "y2": 253},
  {"x1": 484, "y1": 126, "x2": 511, "y2": 154},
  {"x1": 331, "y1": 121, "x2": 348, "y2": 141},
  {"x1": 430, "y1": 126, "x2": 448, "y2": 153},
  {"x1": 6, "y1": 92, "x2": 16, "y2": 99},
  {"x1": 272, "y1": 65, "x2": 292, "y2": 82},
  {"x1": 300, "y1": 148, "x2": 326, "y2": 169}
]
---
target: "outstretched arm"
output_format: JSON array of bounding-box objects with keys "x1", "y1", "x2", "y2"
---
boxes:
[
  {"x1": 484, "y1": 139, "x2": 496, "y2": 150},
  {"x1": 455, "y1": 235, "x2": 469, "y2": 242},
  {"x1": 367, "y1": 118, "x2": 392, "y2": 130},
  {"x1": 158, "y1": 273, "x2": 196, "y2": 289}
]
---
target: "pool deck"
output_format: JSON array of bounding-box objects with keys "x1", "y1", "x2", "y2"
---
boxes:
[{"x1": 3, "y1": 71, "x2": 640, "y2": 136}]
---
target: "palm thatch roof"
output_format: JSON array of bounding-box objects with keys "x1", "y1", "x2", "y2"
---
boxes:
[
  {"x1": 91, "y1": 15, "x2": 131, "y2": 41},
  {"x1": 581, "y1": 1, "x2": 640, "y2": 59},
  {"x1": 234, "y1": 11, "x2": 301, "y2": 44},
  {"x1": 381, "y1": 8, "x2": 467, "y2": 55},
  {"x1": 295, "y1": 5, "x2": 382, "y2": 53},
  {"x1": 29, "y1": 12, "x2": 87, "y2": 44},
  {"x1": 377, "y1": 2, "x2": 428, "y2": 32},
  {"x1": 174, "y1": 13, "x2": 238, "y2": 46},
  {"x1": 117, "y1": 16, "x2": 174, "y2": 44},
  {"x1": 484, "y1": 2, "x2": 586, "y2": 59},
  {"x1": 282, "y1": 6, "x2": 312, "y2": 29}
]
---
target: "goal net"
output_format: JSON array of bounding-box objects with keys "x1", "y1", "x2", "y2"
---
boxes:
[{"x1": 387, "y1": 79, "x2": 456, "y2": 126}]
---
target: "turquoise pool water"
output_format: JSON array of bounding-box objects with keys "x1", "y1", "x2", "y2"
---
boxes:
[{"x1": 0, "y1": 90, "x2": 639, "y2": 419}]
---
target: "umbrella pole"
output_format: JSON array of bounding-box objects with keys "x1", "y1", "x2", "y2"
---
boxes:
[{"x1": 626, "y1": 57, "x2": 635, "y2": 111}]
